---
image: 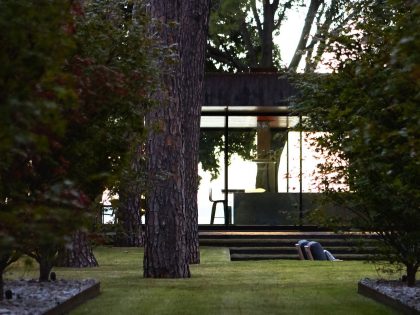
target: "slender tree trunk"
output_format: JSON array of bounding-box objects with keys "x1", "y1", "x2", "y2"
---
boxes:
[
  {"x1": 56, "y1": 230, "x2": 98, "y2": 268},
  {"x1": 261, "y1": 1, "x2": 275, "y2": 68},
  {"x1": 289, "y1": 0, "x2": 323, "y2": 71},
  {"x1": 35, "y1": 246, "x2": 59, "y2": 282},
  {"x1": 0, "y1": 271, "x2": 4, "y2": 301},
  {"x1": 181, "y1": 0, "x2": 210, "y2": 265},
  {"x1": 38, "y1": 258, "x2": 54, "y2": 282},
  {"x1": 406, "y1": 264, "x2": 418, "y2": 287},
  {"x1": 0, "y1": 257, "x2": 6, "y2": 300},
  {"x1": 143, "y1": 0, "x2": 189, "y2": 278},
  {"x1": 114, "y1": 0, "x2": 147, "y2": 249},
  {"x1": 118, "y1": 144, "x2": 145, "y2": 247},
  {"x1": 118, "y1": 190, "x2": 144, "y2": 247}
]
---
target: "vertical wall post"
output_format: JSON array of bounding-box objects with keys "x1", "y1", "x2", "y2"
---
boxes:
[
  {"x1": 299, "y1": 115, "x2": 303, "y2": 226},
  {"x1": 224, "y1": 107, "x2": 229, "y2": 224},
  {"x1": 286, "y1": 116, "x2": 289, "y2": 193}
]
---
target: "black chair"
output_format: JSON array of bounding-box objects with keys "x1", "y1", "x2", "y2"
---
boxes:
[{"x1": 209, "y1": 189, "x2": 230, "y2": 225}]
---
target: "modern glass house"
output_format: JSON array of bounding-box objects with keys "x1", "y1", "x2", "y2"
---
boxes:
[
  {"x1": 101, "y1": 72, "x2": 344, "y2": 227},
  {"x1": 199, "y1": 72, "x2": 341, "y2": 226}
]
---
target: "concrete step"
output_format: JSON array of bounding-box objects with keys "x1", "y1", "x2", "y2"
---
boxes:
[
  {"x1": 199, "y1": 230, "x2": 378, "y2": 261},
  {"x1": 230, "y1": 253, "x2": 372, "y2": 261},
  {"x1": 229, "y1": 246, "x2": 377, "y2": 255},
  {"x1": 198, "y1": 225, "x2": 323, "y2": 232},
  {"x1": 198, "y1": 229, "x2": 379, "y2": 261},
  {"x1": 230, "y1": 253, "x2": 299, "y2": 261},
  {"x1": 199, "y1": 232, "x2": 376, "y2": 240},
  {"x1": 199, "y1": 238, "x2": 377, "y2": 247}
]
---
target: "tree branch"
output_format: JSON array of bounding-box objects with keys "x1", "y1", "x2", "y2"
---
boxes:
[
  {"x1": 288, "y1": 0, "x2": 323, "y2": 71},
  {"x1": 271, "y1": 0, "x2": 280, "y2": 12},
  {"x1": 207, "y1": 45, "x2": 248, "y2": 71},
  {"x1": 328, "y1": 5, "x2": 362, "y2": 37},
  {"x1": 274, "y1": 0, "x2": 294, "y2": 30},
  {"x1": 304, "y1": 2, "x2": 326, "y2": 72},
  {"x1": 309, "y1": 2, "x2": 363, "y2": 71},
  {"x1": 251, "y1": 0, "x2": 263, "y2": 39},
  {"x1": 240, "y1": 21, "x2": 258, "y2": 67}
]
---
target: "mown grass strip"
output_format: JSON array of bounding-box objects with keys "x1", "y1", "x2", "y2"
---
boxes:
[{"x1": 5, "y1": 247, "x2": 396, "y2": 315}]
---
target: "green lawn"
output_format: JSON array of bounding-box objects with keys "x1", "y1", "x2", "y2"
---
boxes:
[{"x1": 5, "y1": 247, "x2": 397, "y2": 315}]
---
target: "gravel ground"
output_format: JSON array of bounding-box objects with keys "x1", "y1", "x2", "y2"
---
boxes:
[
  {"x1": 0, "y1": 279, "x2": 97, "y2": 315},
  {"x1": 360, "y1": 278, "x2": 420, "y2": 312}
]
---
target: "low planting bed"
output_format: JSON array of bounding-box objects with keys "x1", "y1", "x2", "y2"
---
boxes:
[
  {"x1": 358, "y1": 278, "x2": 419, "y2": 314},
  {"x1": 0, "y1": 279, "x2": 99, "y2": 315}
]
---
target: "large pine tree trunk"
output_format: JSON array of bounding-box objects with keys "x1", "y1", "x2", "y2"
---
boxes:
[
  {"x1": 143, "y1": 0, "x2": 189, "y2": 278},
  {"x1": 56, "y1": 230, "x2": 98, "y2": 268},
  {"x1": 181, "y1": 0, "x2": 210, "y2": 265}
]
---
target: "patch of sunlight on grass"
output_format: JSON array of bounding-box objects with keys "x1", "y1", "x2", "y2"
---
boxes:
[{"x1": 4, "y1": 247, "x2": 396, "y2": 315}]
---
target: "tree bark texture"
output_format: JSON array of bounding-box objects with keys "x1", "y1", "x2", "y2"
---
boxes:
[
  {"x1": 144, "y1": 0, "x2": 190, "y2": 278},
  {"x1": 181, "y1": 0, "x2": 210, "y2": 265},
  {"x1": 144, "y1": 0, "x2": 210, "y2": 276},
  {"x1": 56, "y1": 230, "x2": 98, "y2": 268}
]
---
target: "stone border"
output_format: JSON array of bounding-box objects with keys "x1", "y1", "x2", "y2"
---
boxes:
[
  {"x1": 44, "y1": 281, "x2": 100, "y2": 315},
  {"x1": 358, "y1": 281, "x2": 419, "y2": 315}
]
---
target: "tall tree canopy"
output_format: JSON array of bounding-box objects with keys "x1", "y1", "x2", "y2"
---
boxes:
[
  {"x1": 0, "y1": 0, "x2": 84, "y2": 286},
  {"x1": 200, "y1": 0, "x2": 364, "y2": 189},
  {"x1": 207, "y1": 0, "x2": 360, "y2": 72},
  {"x1": 295, "y1": 0, "x2": 420, "y2": 286},
  {"x1": 58, "y1": 0, "x2": 161, "y2": 266},
  {"x1": 0, "y1": 0, "x2": 161, "y2": 289}
]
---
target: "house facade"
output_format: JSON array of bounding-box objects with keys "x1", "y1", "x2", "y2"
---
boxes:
[{"x1": 199, "y1": 72, "x2": 342, "y2": 226}]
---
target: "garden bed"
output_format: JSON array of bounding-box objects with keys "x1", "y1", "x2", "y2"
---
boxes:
[
  {"x1": 0, "y1": 279, "x2": 100, "y2": 315},
  {"x1": 358, "y1": 278, "x2": 419, "y2": 314}
]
